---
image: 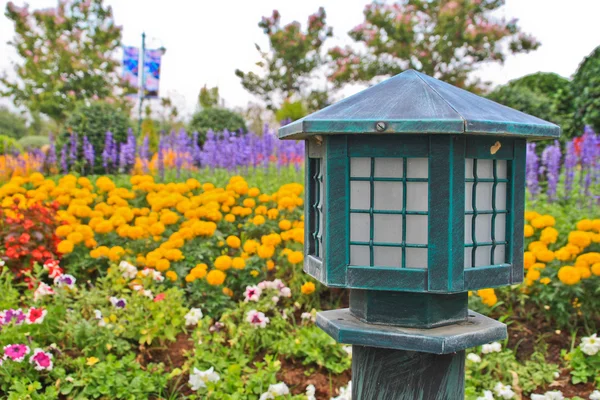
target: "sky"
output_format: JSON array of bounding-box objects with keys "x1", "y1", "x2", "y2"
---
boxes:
[{"x1": 0, "y1": 0, "x2": 599, "y2": 119}]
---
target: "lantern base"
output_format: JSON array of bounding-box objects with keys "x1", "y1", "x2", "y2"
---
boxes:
[
  {"x1": 316, "y1": 308, "x2": 506, "y2": 354},
  {"x1": 351, "y1": 345, "x2": 465, "y2": 399}
]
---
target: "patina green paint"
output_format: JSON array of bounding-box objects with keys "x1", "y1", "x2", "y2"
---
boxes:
[
  {"x1": 350, "y1": 290, "x2": 468, "y2": 328},
  {"x1": 352, "y1": 346, "x2": 465, "y2": 400}
]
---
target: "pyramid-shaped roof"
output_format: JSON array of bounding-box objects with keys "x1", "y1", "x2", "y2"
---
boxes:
[{"x1": 279, "y1": 70, "x2": 560, "y2": 140}]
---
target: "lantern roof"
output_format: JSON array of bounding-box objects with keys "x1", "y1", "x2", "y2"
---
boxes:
[{"x1": 278, "y1": 69, "x2": 560, "y2": 140}]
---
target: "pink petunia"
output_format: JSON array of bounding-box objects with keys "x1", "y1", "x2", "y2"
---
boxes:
[
  {"x1": 246, "y1": 310, "x2": 269, "y2": 329},
  {"x1": 3, "y1": 344, "x2": 31, "y2": 362},
  {"x1": 34, "y1": 282, "x2": 54, "y2": 301},
  {"x1": 244, "y1": 285, "x2": 262, "y2": 302},
  {"x1": 29, "y1": 348, "x2": 53, "y2": 371}
]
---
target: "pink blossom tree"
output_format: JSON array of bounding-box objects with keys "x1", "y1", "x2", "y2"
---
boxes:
[
  {"x1": 1, "y1": 0, "x2": 132, "y2": 125},
  {"x1": 328, "y1": 0, "x2": 540, "y2": 92},
  {"x1": 235, "y1": 8, "x2": 333, "y2": 112}
]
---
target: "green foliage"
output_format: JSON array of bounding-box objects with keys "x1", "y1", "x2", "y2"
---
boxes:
[
  {"x1": 235, "y1": 8, "x2": 333, "y2": 110},
  {"x1": 18, "y1": 135, "x2": 50, "y2": 149},
  {"x1": 329, "y1": 0, "x2": 539, "y2": 91},
  {"x1": 1, "y1": 0, "x2": 131, "y2": 124},
  {"x1": 0, "y1": 106, "x2": 27, "y2": 139},
  {"x1": 465, "y1": 346, "x2": 559, "y2": 398},
  {"x1": 0, "y1": 134, "x2": 22, "y2": 154},
  {"x1": 573, "y1": 45, "x2": 600, "y2": 134},
  {"x1": 199, "y1": 85, "x2": 220, "y2": 109},
  {"x1": 487, "y1": 73, "x2": 576, "y2": 139},
  {"x1": 564, "y1": 346, "x2": 600, "y2": 386},
  {"x1": 63, "y1": 101, "x2": 130, "y2": 173},
  {"x1": 189, "y1": 108, "x2": 247, "y2": 145},
  {"x1": 275, "y1": 100, "x2": 307, "y2": 122},
  {"x1": 52, "y1": 355, "x2": 169, "y2": 399},
  {"x1": 274, "y1": 323, "x2": 351, "y2": 374}
]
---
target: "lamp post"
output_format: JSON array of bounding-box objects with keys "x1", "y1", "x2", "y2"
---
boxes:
[{"x1": 278, "y1": 70, "x2": 560, "y2": 399}]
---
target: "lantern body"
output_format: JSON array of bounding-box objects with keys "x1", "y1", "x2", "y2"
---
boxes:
[{"x1": 304, "y1": 134, "x2": 526, "y2": 293}]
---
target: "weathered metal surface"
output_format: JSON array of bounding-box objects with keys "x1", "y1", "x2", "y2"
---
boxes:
[
  {"x1": 509, "y1": 139, "x2": 527, "y2": 284},
  {"x1": 352, "y1": 345, "x2": 465, "y2": 399},
  {"x1": 346, "y1": 266, "x2": 427, "y2": 291},
  {"x1": 278, "y1": 70, "x2": 560, "y2": 140},
  {"x1": 317, "y1": 308, "x2": 507, "y2": 354},
  {"x1": 349, "y1": 290, "x2": 468, "y2": 328}
]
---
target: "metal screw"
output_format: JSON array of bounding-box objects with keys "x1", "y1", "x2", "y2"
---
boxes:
[{"x1": 375, "y1": 121, "x2": 387, "y2": 132}]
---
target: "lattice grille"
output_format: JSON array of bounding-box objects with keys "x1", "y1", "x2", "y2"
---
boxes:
[
  {"x1": 349, "y1": 157, "x2": 429, "y2": 269},
  {"x1": 465, "y1": 158, "x2": 509, "y2": 268}
]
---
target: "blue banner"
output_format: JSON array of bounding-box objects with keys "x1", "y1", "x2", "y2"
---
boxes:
[
  {"x1": 122, "y1": 46, "x2": 139, "y2": 90},
  {"x1": 144, "y1": 49, "x2": 162, "y2": 98}
]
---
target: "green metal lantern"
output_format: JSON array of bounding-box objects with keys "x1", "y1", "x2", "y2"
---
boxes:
[{"x1": 279, "y1": 70, "x2": 559, "y2": 398}]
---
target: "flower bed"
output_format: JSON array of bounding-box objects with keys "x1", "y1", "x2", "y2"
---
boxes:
[{"x1": 0, "y1": 172, "x2": 598, "y2": 399}]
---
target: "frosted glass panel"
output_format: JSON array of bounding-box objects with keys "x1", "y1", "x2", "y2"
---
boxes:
[
  {"x1": 406, "y1": 215, "x2": 427, "y2": 244},
  {"x1": 374, "y1": 182, "x2": 403, "y2": 211},
  {"x1": 464, "y1": 158, "x2": 510, "y2": 268},
  {"x1": 464, "y1": 248, "x2": 472, "y2": 269},
  {"x1": 476, "y1": 182, "x2": 494, "y2": 210},
  {"x1": 476, "y1": 159, "x2": 493, "y2": 178},
  {"x1": 495, "y1": 183, "x2": 507, "y2": 209},
  {"x1": 351, "y1": 158, "x2": 371, "y2": 177},
  {"x1": 374, "y1": 214, "x2": 402, "y2": 243},
  {"x1": 465, "y1": 159, "x2": 474, "y2": 179},
  {"x1": 475, "y1": 214, "x2": 492, "y2": 243},
  {"x1": 494, "y1": 214, "x2": 506, "y2": 240},
  {"x1": 465, "y1": 215, "x2": 473, "y2": 244},
  {"x1": 406, "y1": 183, "x2": 428, "y2": 211},
  {"x1": 407, "y1": 158, "x2": 428, "y2": 178},
  {"x1": 496, "y1": 160, "x2": 507, "y2": 179},
  {"x1": 374, "y1": 158, "x2": 403, "y2": 178},
  {"x1": 350, "y1": 245, "x2": 370, "y2": 266},
  {"x1": 374, "y1": 246, "x2": 402, "y2": 267},
  {"x1": 351, "y1": 181, "x2": 370, "y2": 209},
  {"x1": 474, "y1": 247, "x2": 491, "y2": 267},
  {"x1": 406, "y1": 248, "x2": 428, "y2": 268},
  {"x1": 351, "y1": 213, "x2": 370, "y2": 242},
  {"x1": 494, "y1": 245, "x2": 506, "y2": 264}
]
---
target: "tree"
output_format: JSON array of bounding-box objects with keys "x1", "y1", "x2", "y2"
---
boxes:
[
  {"x1": 572, "y1": 46, "x2": 600, "y2": 135},
  {"x1": 235, "y1": 8, "x2": 333, "y2": 110},
  {"x1": 198, "y1": 85, "x2": 220, "y2": 109},
  {"x1": 329, "y1": 0, "x2": 540, "y2": 91},
  {"x1": 0, "y1": 106, "x2": 28, "y2": 139},
  {"x1": 189, "y1": 108, "x2": 247, "y2": 145},
  {"x1": 487, "y1": 72, "x2": 576, "y2": 139},
  {"x1": 1, "y1": 0, "x2": 131, "y2": 125}
]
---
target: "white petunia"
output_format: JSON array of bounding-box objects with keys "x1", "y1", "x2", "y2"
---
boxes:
[
  {"x1": 259, "y1": 382, "x2": 289, "y2": 400},
  {"x1": 476, "y1": 390, "x2": 495, "y2": 400},
  {"x1": 589, "y1": 390, "x2": 600, "y2": 400},
  {"x1": 188, "y1": 366, "x2": 220, "y2": 391},
  {"x1": 185, "y1": 308, "x2": 203, "y2": 326},
  {"x1": 246, "y1": 310, "x2": 269, "y2": 328},
  {"x1": 306, "y1": 384, "x2": 316, "y2": 400},
  {"x1": 531, "y1": 395, "x2": 546, "y2": 400},
  {"x1": 580, "y1": 333, "x2": 600, "y2": 356},
  {"x1": 544, "y1": 391, "x2": 564, "y2": 400},
  {"x1": 33, "y1": 282, "x2": 54, "y2": 301},
  {"x1": 493, "y1": 382, "x2": 515, "y2": 399},
  {"x1": 331, "y1": 381, "x2": 352, "y2": 400},
  {"x1": 342, "y1": 345, "x2": 352, "y2": 356},
  {"x1": 467, "y1": 353, "x2": 482, "y2": 363},
  {"x1": 118, "y1": 261, "x2": 138, "y2": 279},
  {"x1": 482, "y1": 342, "x2": 502, "y2": 354},
  {"x1": 244, "y1": 285, "x2": 262, "y2": 302}
]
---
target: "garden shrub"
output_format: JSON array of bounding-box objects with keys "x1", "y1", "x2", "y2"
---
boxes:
[
  {"x1": 18, "y1": 135, "x2": 50, "y2": 150},
  {"x1": 188, "y1": 107, "x2": 246, "y2": 145},
  {"x1": 0, "y1": 106, "x2": 28, "y2": 139},
  {"x1": 63, "y1": 101, "x2": 131, "y2": 173},
  {"x1": 0, "y1": 134, "x2": 22, "y2": 154},
  {"x1": 573, "y1": 45, "x2": 600, "y2": 134}
]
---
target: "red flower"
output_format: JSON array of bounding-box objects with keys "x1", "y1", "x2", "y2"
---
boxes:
[
  {"x1": 32, "y1": 249, "x2": 43, "y2": 259},
  {"x1": 153, "y1": 293, "x2": 166, "y2": 302},
  {"x1": 23, "y1": 219, "x2": 34, "y2": 229},
  {"x1": 19, "y1": 233, "x2": 31, "y2": 244}
]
